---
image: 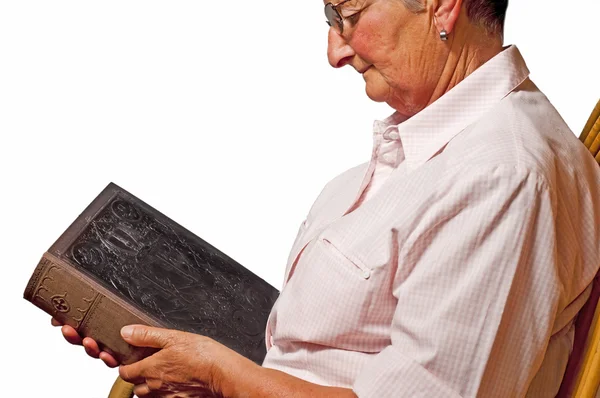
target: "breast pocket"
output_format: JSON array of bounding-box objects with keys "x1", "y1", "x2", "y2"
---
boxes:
[
  {"x1": 321, "y1": 238, "x2": 372, "y2": 280},
  {"x1": 274, "y1": 234, "x2": 378, "y2": 351}
]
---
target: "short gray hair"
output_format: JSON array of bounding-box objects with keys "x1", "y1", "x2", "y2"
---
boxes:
[{"x1": 401, "y1": 0, "x2": 508, "y2": 36}]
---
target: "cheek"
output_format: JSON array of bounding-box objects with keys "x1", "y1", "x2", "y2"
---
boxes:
[{"x1": 349, "y1": 12, "x2": 395, "y2": 61}]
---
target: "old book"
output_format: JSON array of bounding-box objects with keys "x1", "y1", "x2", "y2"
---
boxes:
[{"x1": 24, "y1": 183, "x2": 279, "y2": 365}]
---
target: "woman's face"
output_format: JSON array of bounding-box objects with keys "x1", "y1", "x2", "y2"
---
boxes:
[{"x1": 327, "y1": 0, "x2": 446, "y2": 116}]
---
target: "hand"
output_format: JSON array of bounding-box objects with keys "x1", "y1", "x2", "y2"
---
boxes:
[
  {"x1": 118, "y1": 325, "x2": 258, "y2": 397},
  {"x1": 51, "y1": 317, "x2": 119, "y2": 367}
]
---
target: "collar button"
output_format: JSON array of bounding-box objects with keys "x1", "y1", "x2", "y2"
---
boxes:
[{"x1": 383, "y1": 129, "x2": 399, "y2": 141}]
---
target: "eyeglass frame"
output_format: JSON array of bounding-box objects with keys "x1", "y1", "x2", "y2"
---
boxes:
[{"x1": 324, "y1": 0, "x2": 353, "y2": 35}]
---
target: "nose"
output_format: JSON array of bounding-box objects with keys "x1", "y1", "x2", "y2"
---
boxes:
[{"x1": 327, "y1": 28, "x2": 355, "y2": 68}]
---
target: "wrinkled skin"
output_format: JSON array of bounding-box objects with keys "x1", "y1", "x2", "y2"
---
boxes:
[
  {"x1": 117, "y1": 325, "x2": 239, "y2": 397},
  {"x1": 52, "y1": 320, "x2": 257, "y2": 397}
]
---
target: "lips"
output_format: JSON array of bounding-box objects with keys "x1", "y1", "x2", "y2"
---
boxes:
[{"x1": 359, "y1": 66, "x2": 372, "y2": 74}]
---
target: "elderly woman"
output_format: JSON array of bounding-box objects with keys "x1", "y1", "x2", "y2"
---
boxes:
[{"x1": 55, "y1": 0, "x2": 600, "y2": 396}]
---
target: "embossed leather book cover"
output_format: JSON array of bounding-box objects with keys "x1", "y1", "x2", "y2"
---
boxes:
[{"x1": 24, "y1": 183, "x2": 279, "y2": 365}]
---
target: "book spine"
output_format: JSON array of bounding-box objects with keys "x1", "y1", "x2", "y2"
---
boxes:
[{"x1": 24, "y1": 252, "x2": 159, "y2": 365}]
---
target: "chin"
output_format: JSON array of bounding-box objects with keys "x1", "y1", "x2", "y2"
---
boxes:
[
  {"x1": 364, "y1": 83, "x2": 388, "y2": 103},
  {"x1": 363, "y1": 71, "x2": 395, "y2": 104}
]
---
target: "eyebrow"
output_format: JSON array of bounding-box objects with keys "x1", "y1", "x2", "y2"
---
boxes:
[{"x1": 323, "y1": 0, "x2": 352, "y2": 6}]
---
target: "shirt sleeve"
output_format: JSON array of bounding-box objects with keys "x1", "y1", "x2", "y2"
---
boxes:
[{"x1": 352, "y1": 165, "x2": 561, "y2": 397}]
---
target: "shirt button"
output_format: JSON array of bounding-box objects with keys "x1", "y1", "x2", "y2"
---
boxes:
[
  {"x1": 383, "y1": 130, "x2": 399, "y2": 141},
  {"x1": 362, "y1": 270, "x2": 371, "y2": 279}
]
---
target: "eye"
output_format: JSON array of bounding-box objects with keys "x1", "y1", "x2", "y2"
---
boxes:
[{"x1": 346, "y1": 11, "x2": 361, "y2": 25}]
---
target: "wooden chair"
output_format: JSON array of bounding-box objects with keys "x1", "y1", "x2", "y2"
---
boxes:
[
  {"x1": 108, "y1": 377, "x2": 133, "y2": 398},
  {"x1": 106, "y1": 101, "x2": 600, "y2": 398},
  {"x1": 558, "y1": 100, "x2": 600, "y2": 398},
  {"x1": 108, "y1": 376, "x2": 134, "y2": 398}
]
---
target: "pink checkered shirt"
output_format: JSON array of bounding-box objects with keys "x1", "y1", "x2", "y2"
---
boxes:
[{"x1": 262, "y1": 46, "x2": 600, "y2": 397}]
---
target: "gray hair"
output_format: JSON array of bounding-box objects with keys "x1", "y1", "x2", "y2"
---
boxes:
[{"x1": 401, "y1": 0, "x2": 508, "y2": 36}]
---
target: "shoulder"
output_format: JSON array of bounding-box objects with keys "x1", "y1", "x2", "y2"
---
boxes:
[
  {"x1": 441, "y1": 78, "x2": 600, "y2": 193},
  {"x1": 430, "y1": 82, "x2": 600, "y2": 297}
]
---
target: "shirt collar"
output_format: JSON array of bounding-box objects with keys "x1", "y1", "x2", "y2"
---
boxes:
[{"x1": 373, "y1": 45, "x2": 530, "y2": 172}]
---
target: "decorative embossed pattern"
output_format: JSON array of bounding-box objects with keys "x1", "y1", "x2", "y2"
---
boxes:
[
  {"x1": 50, "y1": 294, "x2": 71, "y2": 313},
  {"x1": 64, "y1": 193, "x2": 278, "y2": 363},
  {"x1": 31, "y1": 264, "x2": 100, "y2": 329}
]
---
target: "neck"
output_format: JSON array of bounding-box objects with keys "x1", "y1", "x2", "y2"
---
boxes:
[{"x1": 426, "y1": 10, "x2": 504, "y2": 107}]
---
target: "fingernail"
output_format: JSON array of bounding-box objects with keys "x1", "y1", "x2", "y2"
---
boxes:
[{"x1": 121, "y1": 326, "x2": 133, "y2": 339}]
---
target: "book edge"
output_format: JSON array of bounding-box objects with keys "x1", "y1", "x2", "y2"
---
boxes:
[{"x1": 44, "y1": 252, "x2": 165, "y2": 329}]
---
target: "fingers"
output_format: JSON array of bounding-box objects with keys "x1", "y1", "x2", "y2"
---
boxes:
[
  {"x1": 61, "y1": 325, "x2": 83, "y2": 345},
  {"x1": 82, "y1": 337, "x2": 101, "y2": 358},
  {"x1": 83, "y1": 338, "x2": 121, "y2": 367},
  {"x1": 121, "y1": 325, "x2": 173, "y2": 349},
  {"x1": 99, "y1": 351, "x2": 120, "y2": 368},
  {"x1": 131, "y1": 380, "x2": 167, "y2": 396},
  {"x1": 132, "y1": 383, "x2": 151, "y2": 397},
  {"x1": 132, "y1": 380, "x2": 166, "y2": 396},
  {"x1": 54, "y1": 320, "x2": 120, "y2": 367},
  {"x1": 81, "y1": 338, "x2": 120, "y2": 367},
  {"x1": 119, "y1": 361, "x2": 149, "y2": 385}
]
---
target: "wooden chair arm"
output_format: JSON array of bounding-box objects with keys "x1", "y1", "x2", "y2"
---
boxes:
[{"x1": 108, "y1": 376, "x2": 134, "y2": 398}]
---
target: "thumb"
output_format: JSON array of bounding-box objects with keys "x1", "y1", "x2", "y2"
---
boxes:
[{"x1": 120, "y1": 325, "x2": 172, "y2": 348}]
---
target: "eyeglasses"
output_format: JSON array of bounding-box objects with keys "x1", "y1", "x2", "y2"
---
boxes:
[{"x1": 324, "y1": 0, "x2": 352, "y2": 34}]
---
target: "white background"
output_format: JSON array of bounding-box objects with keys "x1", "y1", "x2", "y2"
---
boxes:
[{"x1": 1, "y1": 1, "x2": 598, "y2": 396}]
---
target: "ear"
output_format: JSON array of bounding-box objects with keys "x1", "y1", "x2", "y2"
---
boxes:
[{"x1": 432, "y1": 0, "x2": 463, "y2": 35}]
